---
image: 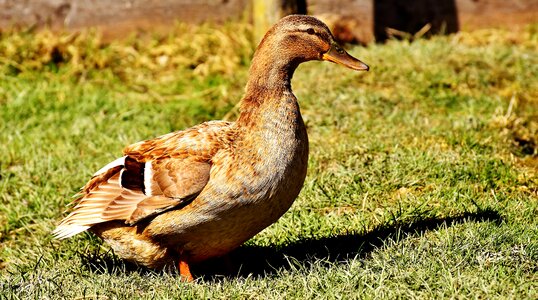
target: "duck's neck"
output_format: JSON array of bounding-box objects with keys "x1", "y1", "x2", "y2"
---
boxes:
[
  {"x1": 237, "y1": 47, "x2": 300, "y2": 126},
  {"x1": 245, "y1": 52, "x2": 298, "y2": 95}
]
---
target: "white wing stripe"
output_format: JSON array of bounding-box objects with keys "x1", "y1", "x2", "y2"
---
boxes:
[
  {"x1": 144, "y1": 161, "x2": 153, "y2": 196},
  {"x1": 93, "y1": 156, "x2": 127, "y2": 176}
]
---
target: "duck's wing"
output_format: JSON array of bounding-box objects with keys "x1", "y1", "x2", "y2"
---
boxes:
[{"x1": 53, "y1": 121, "x2": 233, "y2": 239}]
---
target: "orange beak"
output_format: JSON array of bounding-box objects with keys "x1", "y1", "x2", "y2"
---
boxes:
[{"x1": 322, "y1": 43, "x2": 369, "y2": 71}]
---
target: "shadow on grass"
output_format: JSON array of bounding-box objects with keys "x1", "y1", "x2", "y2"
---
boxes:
[{"x1": 80, "y1": 208, "x2": 502, "y2": 279}]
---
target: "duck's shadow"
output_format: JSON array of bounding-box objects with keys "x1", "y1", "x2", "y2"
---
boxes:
[{"x1": 81, "y1": 209, "x2": 501, "y2": 279}]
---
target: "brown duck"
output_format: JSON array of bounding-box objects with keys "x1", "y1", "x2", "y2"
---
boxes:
[{"x1": 53, "y1": 15, "x2": 369, "y2": 281}]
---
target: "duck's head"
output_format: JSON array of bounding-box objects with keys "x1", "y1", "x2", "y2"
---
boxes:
[{"x1": 256, "y1": 15, "x2": 369, "y2": 72}]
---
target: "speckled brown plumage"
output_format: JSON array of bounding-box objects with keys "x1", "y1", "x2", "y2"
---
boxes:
[{"x1": 53, "y1": 15, "x2": 368, "y2": 280}]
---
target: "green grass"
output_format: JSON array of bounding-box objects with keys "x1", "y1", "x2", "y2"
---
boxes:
[{"x1": 1, "y1": 23, "x2": 537, "y2": 299}]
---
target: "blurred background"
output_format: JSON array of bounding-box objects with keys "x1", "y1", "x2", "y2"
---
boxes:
[{"x1": 1, "y1": 0, "x2": 537, "y2": 43}]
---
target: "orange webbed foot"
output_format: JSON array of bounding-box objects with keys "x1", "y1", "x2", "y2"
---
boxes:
[{"x1": 179, "y1": 259, "x2": 194, "y2": 282}]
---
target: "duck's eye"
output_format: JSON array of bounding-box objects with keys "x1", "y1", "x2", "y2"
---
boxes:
[{"x1": 306, "y1": 28, "x2": 315, "y2": 35}]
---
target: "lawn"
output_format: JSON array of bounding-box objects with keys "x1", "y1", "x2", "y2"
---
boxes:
[{"x1": 0, "y1": 22, "x2": 537, "y2": 299}]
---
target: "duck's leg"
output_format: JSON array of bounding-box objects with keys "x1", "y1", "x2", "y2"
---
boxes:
[
  {"x1": 179, "y1": 258, "x2": 194, "y2": 282},
  {"x1": 221, "y1": 254, "x2": 236, "y2": 275}
]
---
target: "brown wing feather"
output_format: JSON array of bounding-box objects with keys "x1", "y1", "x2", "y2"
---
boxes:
[
  {"x1": 60, "y1": 173, "x2": 143, "y2": 224},
  {"x1": 124, "y1": 120, "x2": 232, "y2": 161},
  {"x1": 53, "y1": 120, "x2": 234, "y2": 239},
  {"x1": 151, "y1": 158, "x2": 211, "y2": 198},
  {"x1": 126, "y1": 158, "x2": 211, "y2": 224},
  {"x1": 127, "y1": 196, "x2": 187, "y2": 225}
]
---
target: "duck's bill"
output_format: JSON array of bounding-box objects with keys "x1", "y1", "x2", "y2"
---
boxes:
[{"x1": 322, "y1": 44, "x2": 369, "y2": 71}]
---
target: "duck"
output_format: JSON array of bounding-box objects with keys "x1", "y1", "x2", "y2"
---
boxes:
[{"x1": 53, "y1": 15, "x2": 369, "y2": 281}]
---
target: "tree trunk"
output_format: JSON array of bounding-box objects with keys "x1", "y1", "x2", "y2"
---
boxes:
[{"x1": 253, "y1": 0, "x2": 307, "y2": 43}]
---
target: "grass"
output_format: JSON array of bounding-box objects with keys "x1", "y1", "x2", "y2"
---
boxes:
[{"x1": 1, "y1": 22, "x2": 537, "y2": 299}]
